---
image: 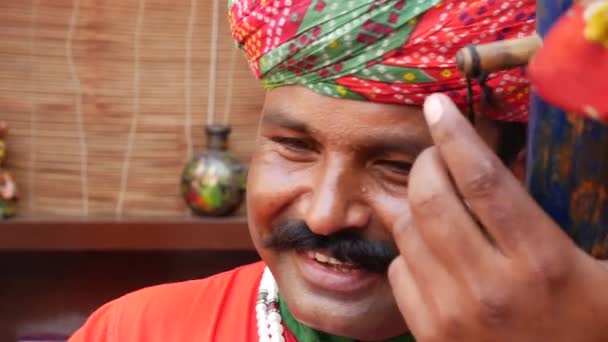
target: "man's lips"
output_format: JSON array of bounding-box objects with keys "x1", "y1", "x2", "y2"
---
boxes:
[{"x1": 293, "y1": 250, "x2": 383, "y2": 294}]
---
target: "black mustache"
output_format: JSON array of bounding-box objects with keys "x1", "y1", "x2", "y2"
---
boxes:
[{"x1": 263, "y1": 220, "x2": 398, "y2": 274}]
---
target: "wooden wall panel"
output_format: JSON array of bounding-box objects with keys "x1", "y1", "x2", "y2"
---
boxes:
[{"x1": 0, "y1": 0, "x2": 265, "y2": 219}]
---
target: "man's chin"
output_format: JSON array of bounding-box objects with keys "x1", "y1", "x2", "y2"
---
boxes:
[
  {"x1": 272, "y1": 252, "x2": 406, "y2": 340},
  {"x1": 286, "y1": 297, "x2": 408, "y2": 341}
]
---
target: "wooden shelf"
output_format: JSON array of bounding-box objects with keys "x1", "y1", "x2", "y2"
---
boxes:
[{"x1": 0, "y1": 216, "x2": 254, "y2": 251}]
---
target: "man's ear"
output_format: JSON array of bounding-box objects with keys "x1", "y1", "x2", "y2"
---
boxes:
[{"x1": 509, "y1": 148, "x2": 527, "y2": 183}]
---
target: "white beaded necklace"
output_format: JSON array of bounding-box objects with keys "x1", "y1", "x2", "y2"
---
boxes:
[{"x1": 256, "y1": 267, "x2": 286, "y2": 342}]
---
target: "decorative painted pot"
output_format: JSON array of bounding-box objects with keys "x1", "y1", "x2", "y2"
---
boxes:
[{"x1": 181, "y1": 125, "x2": 246, "y2": 217}]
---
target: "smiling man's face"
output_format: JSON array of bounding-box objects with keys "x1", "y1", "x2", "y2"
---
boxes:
[{"x1": 245, "y1": 85, "x2": 433, "y2": 340}]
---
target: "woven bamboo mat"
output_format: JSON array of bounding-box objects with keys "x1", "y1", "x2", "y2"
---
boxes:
[{"x1": 0, "y1": 0, "x2": 265, "y2": 218}]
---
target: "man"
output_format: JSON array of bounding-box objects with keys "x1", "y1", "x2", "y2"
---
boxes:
[{"x1": 70, "y1": 0, "x2": 608, "y2": 341}]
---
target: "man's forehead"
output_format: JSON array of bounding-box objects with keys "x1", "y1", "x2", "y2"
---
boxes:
[
  {"x1": 260, "y1": 88, "x2": 433, "y2": 153},
  {"x1": 260, "y1": 106, "x2": 425, "y2": 136},
  {"x1": 261, "y1": 86, "x2": 427, "y2": 127}
]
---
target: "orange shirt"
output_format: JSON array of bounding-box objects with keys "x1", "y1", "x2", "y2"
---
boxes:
[{"x1": 70, "y1": 262, "x2": 297, "y2": 341}]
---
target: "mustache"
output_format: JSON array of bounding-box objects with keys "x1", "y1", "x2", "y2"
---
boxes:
[{"x1": 263, "y1": 220, "x2": 398, "y2": 274}]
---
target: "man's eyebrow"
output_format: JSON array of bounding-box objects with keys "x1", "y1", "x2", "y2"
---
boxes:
[
  {"x1": 361, "y1": 133, "x2": 430, "y2": 157},
  {"x1": 261, "y1": 110, "x2": 312, "y2": 134}
]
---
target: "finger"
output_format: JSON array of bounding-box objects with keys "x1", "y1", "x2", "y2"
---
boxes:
[
  {"x1": 390, "y1": 216, "x2": 465, "y2": 340},
  {"x1": 408, "y1": 147, "x2": 502, "y2": 280},
  {"x1": 389, "y1": 212, "x2": 441, "y2": 331},
  {"x1": 388, "y1": 256, "x2": 435, "y2": 337},
  {"x1": 422, "y1": 93, "x2": 564, "y2": 254}
]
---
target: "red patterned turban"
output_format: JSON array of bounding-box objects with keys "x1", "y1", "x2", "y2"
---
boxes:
[{"x1": 229, "y1": 0, "x2": 536, "y2": 122}]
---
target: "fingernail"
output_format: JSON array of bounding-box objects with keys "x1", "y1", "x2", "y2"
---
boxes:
[{"x1": 423, "y1": 94, "x2": 444, "y2": 126}]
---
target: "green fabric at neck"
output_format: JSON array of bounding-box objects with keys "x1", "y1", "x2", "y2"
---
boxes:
[{"x1": 279, "y1": 296, "x2": 415, "y2": 342}]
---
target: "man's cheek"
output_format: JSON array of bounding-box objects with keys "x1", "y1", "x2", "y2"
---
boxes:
[{"x1": 247, "y1": 154, "x2": 309, "y2": 221}]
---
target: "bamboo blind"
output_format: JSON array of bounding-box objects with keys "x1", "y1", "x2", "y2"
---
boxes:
[{"x1": 0, "y1": 0, "x2": 265, "y2": 218}]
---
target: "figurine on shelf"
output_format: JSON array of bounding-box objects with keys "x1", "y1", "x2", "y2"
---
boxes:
[{"x1": 0, "y1": 121, "x2": 18, "y2": 219}]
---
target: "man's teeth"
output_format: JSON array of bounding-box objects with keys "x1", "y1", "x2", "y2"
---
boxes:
[{"x1": 307, "y1": 251, "x2": 354, "y2": 267}]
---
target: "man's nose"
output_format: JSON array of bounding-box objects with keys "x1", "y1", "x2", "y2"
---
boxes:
[{"x1": 304, "y1": 159, "x2": 371, "y2": 236}]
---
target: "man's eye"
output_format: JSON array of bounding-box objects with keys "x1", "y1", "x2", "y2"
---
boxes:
[
  {"x1": 270, "y1": 137, "x2": 314, "y2": 152},
  {"x1": 376, "y1": 160, "x2": 412, "y2": 175}
]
